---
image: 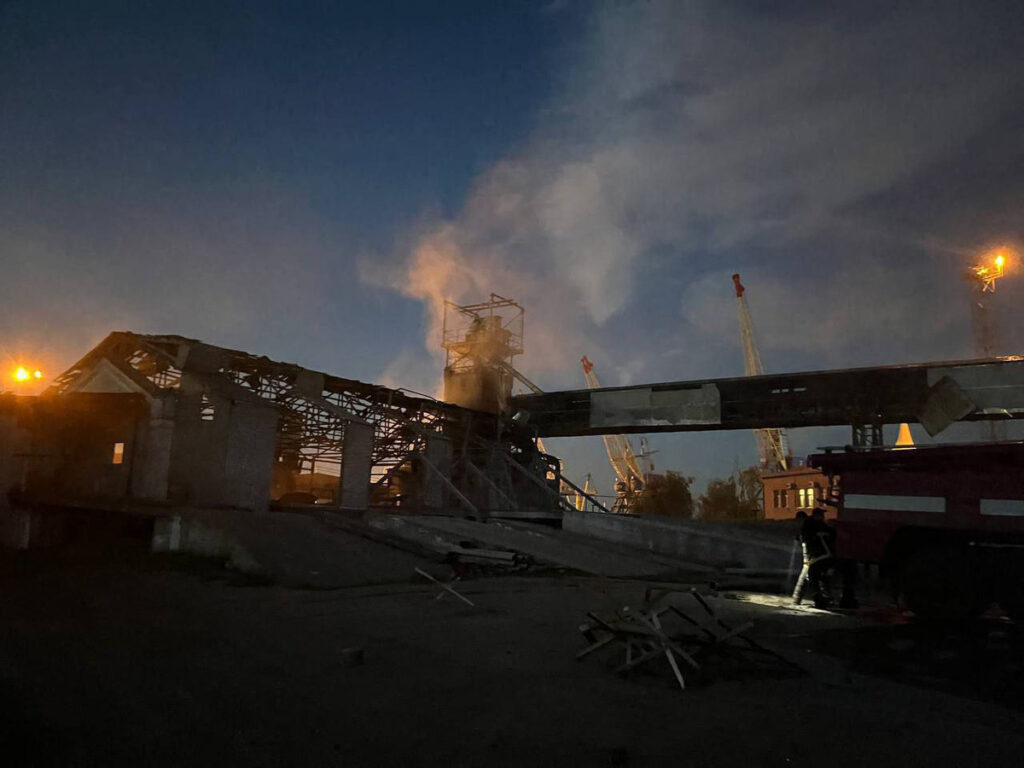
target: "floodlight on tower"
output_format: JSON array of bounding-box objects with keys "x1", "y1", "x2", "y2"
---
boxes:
[
  {"x1": 966, "y1": 247, "x2": 1012, "y2": 440},
  {"x1": 970, "y1": 249, "x2": 1007, "y2": 292}
]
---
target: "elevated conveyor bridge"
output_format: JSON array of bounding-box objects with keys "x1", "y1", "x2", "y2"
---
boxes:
[{"x1": 510, "y1": 357, "x2": 1024, "y2": 443}]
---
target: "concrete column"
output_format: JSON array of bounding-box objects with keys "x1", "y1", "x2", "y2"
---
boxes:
[
  {"x1": 130, "y1": 395, "x2": 175, "y2": 501},
  {"x1": 423, "y1": 436, "x2": 453, "y2": 509},
  {"x1": 339, "y1": 421, "x2": 374, "y2": 509},
  {"x1": 220, "y1": 401, "x2": 279, "y2": 512}
]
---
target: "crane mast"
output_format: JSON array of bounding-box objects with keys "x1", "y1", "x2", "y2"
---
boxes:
[
  {"x1": 732, "y1": 274, "x2": 789, "y2": 471},
  {"x1": 580, "y1": 356, "x2": 646, "y2": 512}
]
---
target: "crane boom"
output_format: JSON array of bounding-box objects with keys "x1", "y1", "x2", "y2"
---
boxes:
[
  {"x1": 732, "y1": 274, "x2": 789, "y2": 471},
  {"x1": 580, "y1": 356, "x2": 646, "y2": 484}
]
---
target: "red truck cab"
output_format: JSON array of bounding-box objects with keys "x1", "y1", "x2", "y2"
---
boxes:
[{"x1": 809, "y1": 442, "x2": 1024, "y2": 620}]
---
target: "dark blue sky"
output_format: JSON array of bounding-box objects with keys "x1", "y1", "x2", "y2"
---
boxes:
[
  {"x1": 3, "y1": 1, "x2": 563, "y2": 221},
  {"x1": 3, "y1": 1, "x2": 1023, "y2": 493},
  {"x1": 1, "y1": 0, "x2": 575, "y2": 371}
]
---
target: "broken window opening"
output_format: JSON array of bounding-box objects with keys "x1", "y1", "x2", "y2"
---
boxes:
[{"x1": 201, "y1": 394, "x2": 216, "y2": 421}]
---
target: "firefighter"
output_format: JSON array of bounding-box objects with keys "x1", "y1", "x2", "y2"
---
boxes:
[
  {"x1": 791, "y1": 510, "x2": 809, "y2": 599},
  {"x1": 792, "y1": 506, "x2": 834, "y2": 607}
]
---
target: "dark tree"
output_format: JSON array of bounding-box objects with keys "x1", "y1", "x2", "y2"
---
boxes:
[
  {"x1": 631, "y1": 471, "x2": 695, "y2": 518},
  {"x1": 699, "y1": 474, "x2": 761, "y2": 521},
  {"x1": 736, "y1": 466, "x2": 763, "y2": 511}
]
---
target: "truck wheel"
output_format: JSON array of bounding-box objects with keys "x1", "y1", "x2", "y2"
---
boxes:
[{"x1": 898, "y1": 545, "x2": 980, "y2": 622}]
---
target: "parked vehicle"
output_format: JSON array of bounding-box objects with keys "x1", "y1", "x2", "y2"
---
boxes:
[{"x1": 809, "y1": 442, "x2": 1024, "y2": 621}]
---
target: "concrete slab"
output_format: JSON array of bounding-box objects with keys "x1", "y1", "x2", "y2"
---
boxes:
[
  {"x1": 367, "y1": 513, "x2": 718, "y2": 579},
  {"x1": 564, "y1": 509, "x2": 797, "y2": 573}
]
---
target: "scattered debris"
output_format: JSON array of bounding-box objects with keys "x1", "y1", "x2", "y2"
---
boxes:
[
  {"x1": 577, "y1": 587, "x2": 801, "y2": 691},
  {"x1": 445, "y1": 541, "x2": 533, "y2": 571},
  {"x1": 414, "y1": 567, "x2": 475, "y2": 607}
]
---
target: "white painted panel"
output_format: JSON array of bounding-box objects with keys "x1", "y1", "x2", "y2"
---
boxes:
[
  {"x1": 591, "y1": 385, "x2": 721, "y2": 428},
  {"x1": 844, "y1": 494, "x2": 946, "y2": 513},
  {"x1": 980, "y1": 499, "x2": 1024, "y2": 517},
  {"x1": 71, "y1": 358, "x2": 149, "y2": 395}
]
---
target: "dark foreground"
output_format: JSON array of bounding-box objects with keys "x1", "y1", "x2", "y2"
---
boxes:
[{"x1": 2, "y1": 545, "x2": 1023, "y2": 767}]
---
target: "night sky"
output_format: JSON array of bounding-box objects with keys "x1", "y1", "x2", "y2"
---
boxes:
[{"x1": 3, "y1": 0, "x2": 1023, "y2": 495}]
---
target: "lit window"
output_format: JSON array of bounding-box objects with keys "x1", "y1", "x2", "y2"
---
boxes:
[{"x1": 112, "y1": 442, "x2": 125, "y2": 465}]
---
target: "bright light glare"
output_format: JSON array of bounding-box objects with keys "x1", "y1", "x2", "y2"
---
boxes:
[
  {"x1": 13, "y1": 366, "x2": 30, "y2": 381},
  {"x1": 995, "y1": 253, "x2": 1006, "y2": 269},
  {"x1": 33, "y1": 370, "x2": 43, "y2": 379}
]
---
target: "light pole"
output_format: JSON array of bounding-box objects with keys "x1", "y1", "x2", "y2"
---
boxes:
[{"x1": 966, "y1": 249, "x2": 1009, "y2": 440}]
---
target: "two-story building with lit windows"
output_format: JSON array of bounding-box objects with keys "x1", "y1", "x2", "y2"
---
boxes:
[{"x1": 761, "y1": 462, "x2": 836, "y2": 520}]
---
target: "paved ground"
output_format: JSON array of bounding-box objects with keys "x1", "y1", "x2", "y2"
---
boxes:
[
  {"x1": 197, "y1": 509, "x2": 429, "y2": 588},
  {"x1": 2, "y1": 540, "x2": 1023, "y2": 767}
]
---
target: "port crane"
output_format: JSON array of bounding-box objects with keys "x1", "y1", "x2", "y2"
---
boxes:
[
  {"x1": 732, "y1": 274, "x2": 790, "y2": 471},
  {"x1": 580, "y1": 356, "x2": 646, "y2": 512}
]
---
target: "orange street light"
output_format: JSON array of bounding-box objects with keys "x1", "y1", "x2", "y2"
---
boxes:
[{"x1": 9, "y1": 366, "x2": 44, "y2": 386}]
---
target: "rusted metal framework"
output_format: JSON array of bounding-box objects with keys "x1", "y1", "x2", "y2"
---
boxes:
[
  {"x1": 47, "y1": 332, "x2": 482, "y2": 483},
  {"x1": 441, "y1": 294, "x2": 530, "y2": 413},
  {"x1": 441, "y1": 294, "x2": 524, "y2": 374}
]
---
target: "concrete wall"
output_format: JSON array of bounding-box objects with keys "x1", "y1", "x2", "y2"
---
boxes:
[
  {"x1": 52, "y1": 406, "x2": 138, "y2": 499},
  {"x1": 130, "y1": 396, "x2": 176, "y2": 501},
  {"x1": 563, "y1": 509, "x2": 796, "y2": 572},
  {"x1": 152, "y1": 514, "x2": 233, "y2": 558},
  {"x1": 168, "y1": 386, "x2": 278, "y2": 512},
  {"x1": 2, "y1": 394, "x2": 153, "y2": 507},
  {"x1": 220, "y1": 401, "x2": 278, "y2": 512},
  {"x1": 0, "y1": 406, "x2": 18, "y2": 511},
  {"x1": 167, "y1": 390, "x2": 220, "y2": 505}
]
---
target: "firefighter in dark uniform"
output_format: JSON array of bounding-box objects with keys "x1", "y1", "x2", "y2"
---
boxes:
[{"x1": 793, "y1": 506, "x2": 834, "y2": 607}]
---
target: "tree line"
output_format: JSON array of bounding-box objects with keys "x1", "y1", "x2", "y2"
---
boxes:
[{"x1": 630, "y1": 467, "x2": 763, "y2": 521}]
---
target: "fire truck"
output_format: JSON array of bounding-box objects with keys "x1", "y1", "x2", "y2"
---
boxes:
[{"x1": 809, "y1": 442, "x2": 1024, "y2": 621}]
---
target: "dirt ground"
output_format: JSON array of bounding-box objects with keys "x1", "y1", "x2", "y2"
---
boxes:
[{"x1": 2, "y1": 542, "x2": 1023, "y2": 767}]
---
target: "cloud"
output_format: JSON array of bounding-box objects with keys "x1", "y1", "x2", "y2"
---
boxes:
[
  {"x1": 682, "y1": 259, "x2": 969, "y2": 371},
  {"x1": 371, "y1": 0, "x2": 1024, "y2": 399}
]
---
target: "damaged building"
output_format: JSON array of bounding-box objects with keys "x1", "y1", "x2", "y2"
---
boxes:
[{"x1": 0, "y1": 331, "x2": 567, "y2": 519}]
